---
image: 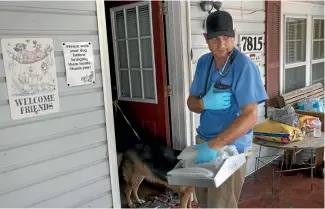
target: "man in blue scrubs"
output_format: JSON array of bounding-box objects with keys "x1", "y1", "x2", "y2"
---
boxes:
[{"x1": 187, "y1": 10, "x2": 268, "y2": 208}]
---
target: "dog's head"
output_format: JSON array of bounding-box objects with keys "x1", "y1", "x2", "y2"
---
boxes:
[
  {"x1": 14, "y1": 43, "x2": 26, "y2": 52},
  {"x1": 161, "y1": 146, "x2": 181, "y2": 162}
]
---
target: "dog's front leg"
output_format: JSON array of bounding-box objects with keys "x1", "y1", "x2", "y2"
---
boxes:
[
  {"x1": 179, "y1": 192, "x2": 187, "y2": 208},
  {"x1": 188, "y1": 187, "x2": 195, "y2": 208},
  {"x1": 132, "y1": 176, "x2": 145, "y2": 204},
  {"x1": 180, "y1": 191, "x2": 192, "y2": 208},
  {"x1": 124, "y1": 184, "x2": 134, "y2": 208},
  {"x1": 179, "y1": 186, "x2": 195, "y2": 208},
  {"x1": 187, "y1": 190, "x2": 194, "y2": 208}
]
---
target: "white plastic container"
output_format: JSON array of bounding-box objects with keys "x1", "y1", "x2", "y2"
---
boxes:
[
  {"x1": 312, "y1": 117, "x2": 322, "y2": 137},
  {"x1": 167, "y1": 153, "x2": 246, "y2": 188}
]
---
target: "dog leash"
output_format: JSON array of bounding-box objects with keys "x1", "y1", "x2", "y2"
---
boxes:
[{"x1": 113, "y1": 100, "x2": 141, "y2": 141}]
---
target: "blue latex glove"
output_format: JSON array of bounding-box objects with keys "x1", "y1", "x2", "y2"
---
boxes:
[
  {"x1": 194, "y1": 142, "x2": 220, "y2": 164},
  {"x1": 202, "y1": 86, "x2": 231, "y2": 110}
]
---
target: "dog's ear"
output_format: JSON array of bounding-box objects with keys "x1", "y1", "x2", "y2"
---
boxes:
[
  {"x1": 173, "y1": 149, "x2": 182, "y2": 157},
  {"x1": 22, "y1": 43, "x2": 27, "y2": 49}
]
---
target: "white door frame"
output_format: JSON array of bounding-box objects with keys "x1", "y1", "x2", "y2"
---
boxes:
[
  {"x1": 95, "y1": 0, "x2": 121, "y2": 207},
  {"x1": 164, "y1": 0, "x2": 194, "y2": 150},
  {"x1": 95, "y1": 0, "x2": 193, "y2": 207}
]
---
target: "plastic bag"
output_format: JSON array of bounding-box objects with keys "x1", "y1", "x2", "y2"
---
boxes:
[
  {"x1": 177, "y1": 146, "x2": 198, "y2": 160},
  {"x1": 224, "y1": 145, "x2": 239, "y2": 156},
  {"x1": 297, "y1": 98, "x2": 324, "y2": 113},
  {"x1": 298, "y1": 114, "x2": 318, "y2": 133},
  {"x1": 177, "y1": 144, "x2": 228, "y2": 161},
  {"x1": 180, "y1": 151, "x2": 229, "y2": 173},
  {"x1": 267, "y1": 106, "x2": 299, "y2": 127},
  {"x1": 177, "y1": 144, "x2": 239, "y2": 175}
]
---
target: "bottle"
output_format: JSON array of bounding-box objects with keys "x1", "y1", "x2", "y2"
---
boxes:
[
  {"x1": 312, "y1": 117, "x2": 322, "y2": 137},
  {"x1": 314, "y1": 98, "x2": 324, "y2": 112},
  {"x1": 305, "y1": 99, "x2": 313, "y2": 111},
  {"x1": 312, "y1": 98, "x2": 321, "y2": 112},
  {"x1": 298, "y1": 99, "x2": 307, "y2": 110}
]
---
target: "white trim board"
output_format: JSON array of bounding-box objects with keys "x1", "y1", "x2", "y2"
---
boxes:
[
  {"x1": 95, "y1": 0, "x2": 121, "y2": 208},
  {"x1": 94, "y1": 1, "x2": 194, "y2": 206},
  {"x1": 164, "y1": 1, "x2": 193, "y2": 150}
]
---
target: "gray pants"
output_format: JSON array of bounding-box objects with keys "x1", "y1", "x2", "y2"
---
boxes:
[{"x1": 195, "y1": 136, "x2": 247, "y2": 208}]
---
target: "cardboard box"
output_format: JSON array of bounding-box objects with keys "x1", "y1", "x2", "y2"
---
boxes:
[{"x1": 167, "y1": 153, "x2": 246, "y2": 188}]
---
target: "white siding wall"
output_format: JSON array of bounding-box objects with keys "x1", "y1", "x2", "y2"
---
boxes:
[
  {"x1": 0, "y1": 1, "x2": 113, "y2": 207},
  {"x1": 189, "y1": 0, "x2": 281, "y2": 176}
]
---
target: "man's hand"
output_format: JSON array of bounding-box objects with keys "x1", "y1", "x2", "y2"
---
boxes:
[
  {"x1": 187, "y1": 95, "x2": 205, "y2": 113},
  {"x1": 187, "y1": 87, "x2": 232, "y2": 113},
  {"x1": 193, "y1": 142, "x2": 220, "y2": 164},
  {"x1": 202, "y1": 86, "x2": 231, "y2": 110},
  {"x1": 208, "y1": 102, "x2": 258, "y2": 150}
]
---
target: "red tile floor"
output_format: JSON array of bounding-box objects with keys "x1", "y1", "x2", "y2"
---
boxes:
[
  {"x1": 239, "y1": 164, "x2": 324, "y2": 208},
  {"x1": 119, "y1": 161, "x2": 324, "y2": 208}
]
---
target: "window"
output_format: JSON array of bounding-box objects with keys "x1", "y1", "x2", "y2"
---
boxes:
[
  {"x1": 284, "y1": 17, "x2": 307, "y2": 93},
  {"x1": 312, "y1": 18, "x2": 324, "y2": 85},
  {"x1": 283, "y1": 16, "x2": 325, "y2": 93},
  {"x1": 111, "y1": 2, "x2": 157, "y2": 103}
]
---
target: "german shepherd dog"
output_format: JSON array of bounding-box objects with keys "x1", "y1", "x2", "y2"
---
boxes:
[{"x1": 114, "y1": 112, "x2": 194, "y2": 208}]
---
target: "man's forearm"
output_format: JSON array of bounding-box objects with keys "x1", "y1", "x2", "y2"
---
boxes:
[
  {"x1": 187, "y1": 95, "x2": 205, "y2": 113},
  {"x1": 208, "y1": 104, "x2": 257, "y2": 149}
]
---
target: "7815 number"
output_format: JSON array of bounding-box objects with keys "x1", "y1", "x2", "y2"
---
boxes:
[{"x1": 241, "y1": 36, "x2": 263, "y2": 52}]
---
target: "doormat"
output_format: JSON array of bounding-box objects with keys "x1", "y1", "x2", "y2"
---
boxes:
[{"x1": 135, "y1": 189, "x2": 200, "y2": 208}]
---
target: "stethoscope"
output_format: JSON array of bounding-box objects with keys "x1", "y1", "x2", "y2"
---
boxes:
[{"x1": 199, "y1": 49, "x2": 236, "y2": 98}]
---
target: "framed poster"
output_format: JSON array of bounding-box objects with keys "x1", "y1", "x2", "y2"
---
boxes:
[
  {"x1": 0, "y1": 38, "x2": 60, "y2": 120},
  {"x1": 62, "y1": 42, "x2": 95, "y2": 86},
  {"x1": 239, "y1": 35, "x2": 264, "y2": 53}
]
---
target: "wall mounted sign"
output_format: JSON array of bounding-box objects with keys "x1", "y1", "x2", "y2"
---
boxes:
[
  {"x1": 0, "y1": 38, "x2": 60, "y2": 120},
  {"x1": 245, "y1": 52, "x2": 262, "y2": 67},
  {"x1": 62, "y1": 42, "x2": 95, "y2": 86},
  {"x1": 239, "y1": 35, "x2": 265, "y2": 53}
]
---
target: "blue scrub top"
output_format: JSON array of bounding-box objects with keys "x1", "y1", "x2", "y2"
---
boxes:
[{"x1": 189, "y1": 48, "x2": 268, "y2": 153}]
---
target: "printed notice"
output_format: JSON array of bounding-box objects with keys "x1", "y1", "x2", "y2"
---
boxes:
[
  {"x1": 245, "y1": 52, "x2": 262, "y2": 67},
  {"x1": 0, "y1": 38, "x2": 60, "y2": 120},
  {"x1": 62, "y1": 42, "x2": 95, "y2": 86}
]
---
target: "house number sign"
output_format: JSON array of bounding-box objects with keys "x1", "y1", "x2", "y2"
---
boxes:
[{"x1": 239, "y1": 35, "x2": 264, "y2": 53}]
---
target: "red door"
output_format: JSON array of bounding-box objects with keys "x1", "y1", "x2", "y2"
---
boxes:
[{"x1": 107, "y1": 1, "x2": 171, "y2": 146}]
